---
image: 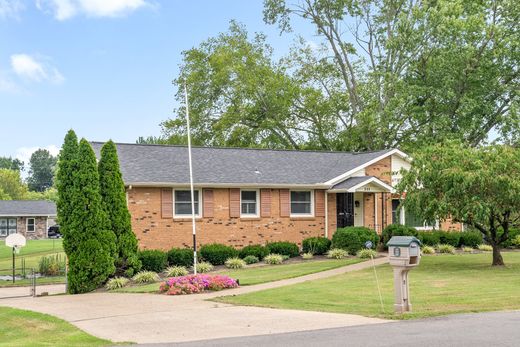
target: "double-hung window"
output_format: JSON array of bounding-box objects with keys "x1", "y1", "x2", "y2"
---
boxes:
[
  {"x1": 241, "y1": 190, "x2": 259, "y2": 217},
  {"x1": 26, "y1": 218, "x2": 35, "y2": 232},
  {"x1": 174, "y1": 190, "x2": 200, "y2": 217},
  {"x1": 290, "y1": 190, "x2": 313, "y2": 216},
  {"x1": 0, "y1": 218, "x2": 17, "y2": 236}
]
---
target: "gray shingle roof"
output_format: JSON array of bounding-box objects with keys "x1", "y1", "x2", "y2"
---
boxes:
[
  {"x1": 90, "y1": 142, "x2": 394, "y2": 186},
  {"x1": 0, "y1": 200, "x2": 56, "y2": 216},
  {"x1": 331, "y1": 176, "x2": 376, "y2": 190}
]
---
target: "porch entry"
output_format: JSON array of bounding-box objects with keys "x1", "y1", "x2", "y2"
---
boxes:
[{"x1": 336, "y1": 193, "x2": 355, "y2": 228}]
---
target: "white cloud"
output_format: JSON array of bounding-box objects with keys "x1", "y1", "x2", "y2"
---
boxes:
[
  {"x1": 36, "y1": 0, "x2": 150, "y2": 20},
  {"x1": 16, "y1": 145, "x2": 60, "y2": 169},
  {"x1": 10, "y1": 54, "x2": 65, "y2": 84},
  {"x1": 0, "y1": 0, "x2": 24, "y2": 19}
]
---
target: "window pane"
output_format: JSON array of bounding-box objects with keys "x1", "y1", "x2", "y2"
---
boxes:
[
  {"x1": 27, "y1": 219, "x2": 35, "y2": 232},
  {"x1": 0, "y1": 219, "x2": 6, "y2": 236},
  {"x1": 242, "y1": 202, "x2": 256, "y2": 214},
  {"x1": 291, "y1": 202, "x2": 311, "y2": 214},
  {"x1": 405, "y1": 209, "x2": 424, "y2": 228},
  {"x1": 291, "y1": 191, "x2": 311, "y2": 203},
  {"x1": 174, "y1": 190, "x2": 199, "y2": 215},
  {"x1": 241, "y1": 190, "x2": 256, "y2": 202},
  {"x1": 392, "y1": 199, "x2": 400, "y2": 224}
]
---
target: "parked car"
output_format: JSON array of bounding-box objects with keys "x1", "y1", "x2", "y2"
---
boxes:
[{"x1": 47, "y1": 225, "x2": 62, "y2": 239}]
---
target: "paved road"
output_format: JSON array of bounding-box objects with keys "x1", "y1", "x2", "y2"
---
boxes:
[{"x1": 140, "y1": 311, "x2": 520, "y2": 347}]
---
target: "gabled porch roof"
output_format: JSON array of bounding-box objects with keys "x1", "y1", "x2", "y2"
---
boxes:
[{"x1": 328, "y1": 176, "x2": 394, "y2": 193}]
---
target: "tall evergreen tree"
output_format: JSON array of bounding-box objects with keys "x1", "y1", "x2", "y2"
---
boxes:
[
  {"x1": 98, "y1": 140, "x2": 141, "y2": 277},
  {"x1": 56, "y1": 130, "x2": 79, "y2": 256},
  {"x1": 66, "y1": 139, "x2": 116, "y2": 293}
]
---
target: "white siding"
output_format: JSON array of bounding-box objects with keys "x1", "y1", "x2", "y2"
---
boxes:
[
  {"x1": 351, "y1": 168, "x2": 366, "y2": 177},
  {"x1": 391, "y1": 155, "x2": 411, "y2": 186}
]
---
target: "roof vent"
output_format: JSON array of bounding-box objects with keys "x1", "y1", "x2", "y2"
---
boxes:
[{"x1": 254, "y1": 167, "x2": 261, "y2": 175}]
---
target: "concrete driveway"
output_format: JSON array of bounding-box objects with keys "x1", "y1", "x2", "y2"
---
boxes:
[{"x1": 0, "y1": 258, "x2": 389, "y2": 344}]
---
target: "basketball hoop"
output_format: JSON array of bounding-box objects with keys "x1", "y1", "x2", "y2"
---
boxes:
[
  {"x1": 5, "y1": 234, "x2": 26, "y2": 284},
  {"x1": 13, "y1": 245, "x2": 21, "y2": 254}
]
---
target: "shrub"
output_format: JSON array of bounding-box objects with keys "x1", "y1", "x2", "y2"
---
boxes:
[
  {"x1": 301, "y1": 252, "x2": 314, "y2": 260},
  {"x1": 357, "y1": 249, "x2": 377, "y2": 259},
  {"x1": 381, "y1": 224, "x2": 417, "y2": 248},
  {"x1": 418, "y1": 231, "x2": 441, "y2": 246},
  {"x1": 438, "y1": 231, "x2": 461, "y2": 247},
  {"x1": 243, "y1": 255, "x2": 259, "y2": 264},
  {"x1": 501, "y1": 228, "x2": 520, "y2": 248},
  {"x1": 200, "y1": 244, "x2": 238, "y2": 265},
  {"x1": 225, "y1": 257, "x2": 246, "y2": 269},
  {"x1": 266, "y1": 241, "x2": 300, "y2": 258},
  {"x1": 159, "y1": 274, "x2": 238, "y2": 295},
  {"x1": 165, "y1": 266, "x2": 188, "y2": 277},
  {"x1": 302, "y1": 237, "x2": 331, "y2": 255},
  {"x1": 459, "y1": 232, "x2": 483, "y2": 248},
  {"x1": 421, "y1": 246, "x2": 435, "y2": 255},
  {"x1": 477, "y1": 244, "x2": 493, "y2": 252},
  {"x1": 138, "y1": 250, "x2": 168, "y2": 272},
  {"x1": 327, "y1": 248, "x2": 348, "y2": 259},
  {"x1": 132, "y1": 271, "x2": 160, "y2": 284},
  {"x1": 332, "y1": 227, "x2": 378, "y2": 255},
  {"x1": 437, "y1": 244, "x2": 456, "y2": 254},
  {"x1": 167, "y1": 248, "x2": 194, "y2": 267},
  {"x1": 38, "y1": 254, "x2": 65, "y2": 276},
  {"x1": 195, "y1": 261, "x2": 214, "y2": 273},
  {"x1": 264, "y1": 254, "x2": 284, "y2": 265},
  {"x1": 239, "y1": 245, "x2": 269, "y2": 260},
  {"x1": 463, "y1": 247, "x2": 474, "y2": 253},
  {"x1": 511, "y1": 235, "x2": 520, "y2": 248},
  {"x1": 105, "y1": 277, "x2": 129, "y2": 290}
]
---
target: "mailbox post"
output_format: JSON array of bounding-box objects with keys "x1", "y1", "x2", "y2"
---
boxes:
[{"x1": 386, "y1": 236, "x2": 421, "y2": 313}]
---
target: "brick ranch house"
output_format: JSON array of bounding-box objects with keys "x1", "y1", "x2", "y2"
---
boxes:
[
  {"x1": 0, "y1": 200, "x2": 57, "y2": 240},
  {"x1": 91, "y1": 143, "x2": 461, "y2": 250}
]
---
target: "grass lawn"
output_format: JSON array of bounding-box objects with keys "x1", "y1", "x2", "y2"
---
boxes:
[
  {"x1": 115, "y1": 258, "x2": 363, "y2": 293},
  {"x1": 0, "y1": 239, "x2": 65, "y2": 285},
  {"x1": 0, "y1": 306, "x2": 113, "y2": 346},
  {"x1": 216, "y1": 252, "x2": 520, "y2": 320}
]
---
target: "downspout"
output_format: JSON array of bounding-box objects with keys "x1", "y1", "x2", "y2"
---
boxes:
[{"x1": 324, "y1": 191, "x2": 329, "y2": 238}]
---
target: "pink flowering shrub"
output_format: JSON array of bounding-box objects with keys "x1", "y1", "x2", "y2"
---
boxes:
[{"x1": 159, "y1": 274, "x2": 238, "y2": 295}]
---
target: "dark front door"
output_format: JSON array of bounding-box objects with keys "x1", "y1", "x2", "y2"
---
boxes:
[{"x1": 337, "y1": 193, "x2": 355, "y2": 228}]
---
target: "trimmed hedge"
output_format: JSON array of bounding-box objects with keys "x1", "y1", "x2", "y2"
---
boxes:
[
  {"x1": 458, "y1": 232, "x2": 483, "y2": 248},
  {"x1": 502, "y1": 228, "x2": 520, "y2": 248},
  {"x1": 266, "y1": 241, "x2": 300, "y2": 258},
  {"x1": 200, "y1": 243, "x2": 238, "y2": 265},
  {"x1": 167, "y1": 248, "x2": 194, "y2": 267},
  {"x1": 302, "y1": 237, "x2": 331, "y2": 255},
  {"x1": 239, "y1": 245, "x2": 269, "y2": 260},
  {"x1": 417, "y1": 231, "x2": 441, "y2": 246},
  {"x1": 439, "y1": 231, "x2": 460, "y2": 247},
  {"x1": 381, "y1": 224, "x2": 418, "y2": 249},
  {"x1": 332, "y1": 227, "x2": 379, "y2": 255},
  {"x1": 138, "y1": 250, "x2": 168, "y2": 272}
]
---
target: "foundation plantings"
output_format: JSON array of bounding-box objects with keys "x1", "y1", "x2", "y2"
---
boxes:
[{"x1": 159, "y1": 274, "x2": 238, "y2": 295}]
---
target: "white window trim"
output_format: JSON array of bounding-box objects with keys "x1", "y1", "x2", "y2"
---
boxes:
[
  {"x1": 173, "y1": 188, "x2": 202, "y2": 218},
  {"x1": 290, "y1": 189, "x2": 315, "y2": 217},
  {"x1": 240, "y1": 189, "x2": 260, "y2": 218},
  {"x1": 26, "y1": 217, "x2": 35, "y2": 233}
]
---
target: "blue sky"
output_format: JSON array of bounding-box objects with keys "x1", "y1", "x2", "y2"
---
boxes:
[{"x1": 0, "y1": 0, "x2": 314, "y2": 165}]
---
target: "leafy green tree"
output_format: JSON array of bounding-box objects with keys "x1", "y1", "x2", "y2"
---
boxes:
[
  {"x1": 0, "y1": 157, "x2": 24, "y2": 172},
  {"x1": 397, "y1": 142, "x2": 520, "y2": 266},
  {"x1": 64, "y1": 139, "x2": 116, "y2": 293},
  {"x1": 98, "y1": 140, "x2": 141, "y2": 277},
  {"x1": 27, "y1": 149, "x2": 57, "y2": 192},
  {"x1": 147, "y1": 2, "x2": 519, "y2": 151},
  {"x1": 56, "y1": 130, "x2": 80, "y2": 256},
  {"x1": 0, "y1": 169, "x2": 27, "y2": 200}
]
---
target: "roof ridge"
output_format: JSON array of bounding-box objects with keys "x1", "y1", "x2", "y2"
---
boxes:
[{"x1": 90, "y1": 141, "x2": 394, "y2": 155}]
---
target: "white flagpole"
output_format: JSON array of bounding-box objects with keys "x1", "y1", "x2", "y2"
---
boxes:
[{"x1": 184, "y1": 83, "x2": 197, "y2": 275}]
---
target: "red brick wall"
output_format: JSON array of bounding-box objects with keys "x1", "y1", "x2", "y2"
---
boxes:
[{"x1": 128, "y1": 187, "x2": 327, "y2": 250}]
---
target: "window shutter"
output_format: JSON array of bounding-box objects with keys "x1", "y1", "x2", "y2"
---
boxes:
[
  {"x1": 279, "y1": 189, "x2": 290, "y2": 217},
  {"x1": 315, "y1": 190, "x2": 325, "y2": 217},
  {"x1": 260, "y1": 189, "x2": 271, "y2": 217},
  {"x1": 161, "y1": 189, "x2": 173, "y2": 219},
  {"x1": 203, "y1": 189, "x2": 214, "y2": 218},
  {"x1": 229, "y1": 188, "x2": 240, "y2": 218}
]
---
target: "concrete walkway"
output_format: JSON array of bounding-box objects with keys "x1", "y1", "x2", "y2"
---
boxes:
[
  {"x1": 0, "y1": 283, "x2": 65, "y2": 299},
  {"x1": 0, "y1": 258, "x2": 389, "y2": 344}
]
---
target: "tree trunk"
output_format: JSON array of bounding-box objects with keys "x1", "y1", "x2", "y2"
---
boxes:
[{"x1": 492, "y1": 244, "x2": 505, "y2": 266}]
